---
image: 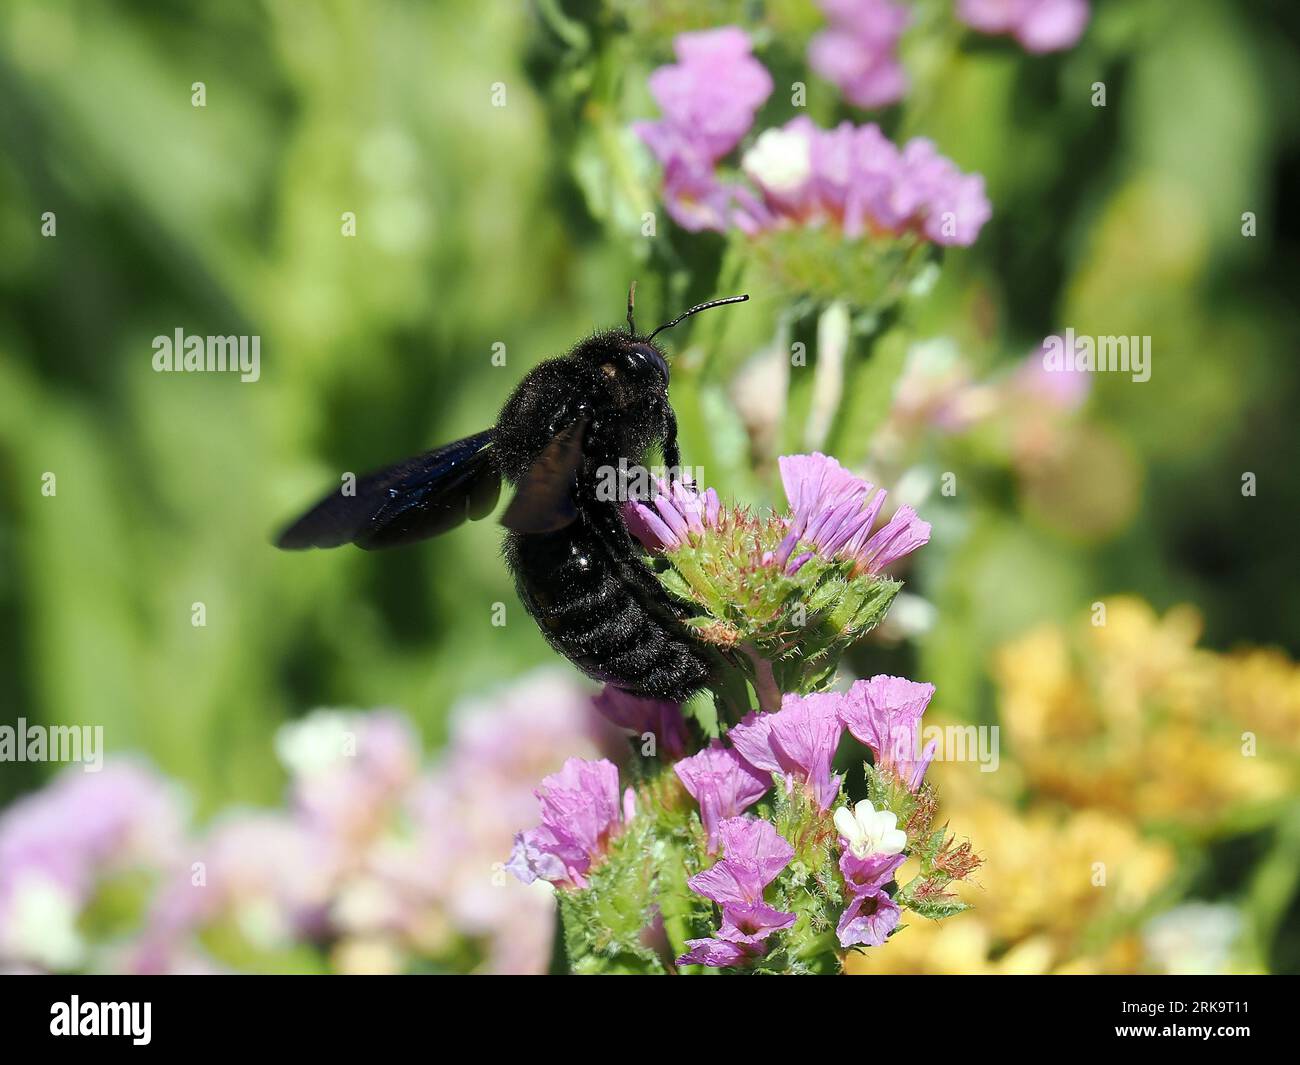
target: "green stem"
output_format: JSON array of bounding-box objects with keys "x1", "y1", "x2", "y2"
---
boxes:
[
  {"x1": 548, "y1": 904, "x2": 571, "y2": 975},
  {"x1": 741, "y1": 643, "x2": 782, "y2": 713}
]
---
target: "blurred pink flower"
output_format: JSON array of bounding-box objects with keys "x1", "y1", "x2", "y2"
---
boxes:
[
  {"x1": 396, "y1": 672, "x2": 608, "y2": 973},
  {"x1": 0, "y1": 761, "x2": 184, "y2": 900},
  {"x1": 809, "y1": 0, "x2": 911, "y2": 109},
  {"x1": 3, "y1": 678, "x2": 617, "y2": 975},
  {"x1": 742, "y1": 119, "x2": 992, "y2": 246},
  {"x1": 894, "y1": 138, "x2": 994, "y2": 245},
  {"x1": 0, "y1": 761, "x2": 186, "y2": 970},
  {"x1": 633, "y1": 27, "x2": 773, "y2": 232},
  {"x1": 957, "y1": 0, "x2": 1090, "y2": 54},
  {"x1": 593, "y1": 685, "x2": 689, "y2": 760},
  {"x1": 155, "y1": 810, "x2": 335, "y2": 944},
  {"x1": 276, "y1": 709, "x2": 421, "y2": 845},
  {"x1": 1019, "y1": 338, "x2": 1092, "y2": 410},
  {"x1": 640, "y1": 28, "x2": 773, "y2": 160},
  {"x1": 634, "y1": 29, "x2": 991, "y2": 247}
]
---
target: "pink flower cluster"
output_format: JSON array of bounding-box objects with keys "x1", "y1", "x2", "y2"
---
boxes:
[
  {"x1": 506, "y1": 758, "x2": 635, "y2": 889},
  {"x1": 668, "y1": 675, "x2": 938, "y2": 963},
  {"x1": 740, "y1": 118, "x2": 992, "y2": 246},
  {"x1": 809, "y1": 0, "x2": 911, "y2": 109},
  {"x1": 836, "y1": 843, "x2": 905, "y2": 946},
  {"x1": 956, "y1": 0, "x2": 1090, "y2": 53},
  {"x1": 631, "y1": 27, "x2": 774, "y2": 233},
  {"x1": 634, "y1": 28, "x2": 991, "y2": 247},
  {"x1": 779, "y1": 451, "x2": 932, "y2": 575},
  {"x1": 0, "y1": 763, "x2": 185, "y2": 970},
  {"x1": 0, "y1": 676, "x2": 627, "y2": 976},
  {"x1": 625, "y1": 452, "x2": 931, "y2": 578},
  {"x1": 677, "y1": 817, "x2": 796, "y2": 967}
]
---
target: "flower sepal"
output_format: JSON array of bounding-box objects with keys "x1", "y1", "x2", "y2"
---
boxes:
[
  {"x1": 863, "y1": 758, "x2": 923, "y2": 834},
  {"x1": 651, "y1": 527, "x2": 903, "y2": 698},
  {"x1": 554, "y1": 813, "x2": 667, "y2": 975}
]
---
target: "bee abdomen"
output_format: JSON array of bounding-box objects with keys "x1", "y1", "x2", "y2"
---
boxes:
[{"x1": 505, "y1": 525, "x2": 713, "y2": 702}]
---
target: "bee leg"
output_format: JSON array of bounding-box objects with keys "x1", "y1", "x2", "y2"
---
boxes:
[
  {"x1": 662, "y1": 403, "x2": 681, "y2": 481},
  {"x1": 547, "y1": 400, "x2": 593, "y2": 439}
]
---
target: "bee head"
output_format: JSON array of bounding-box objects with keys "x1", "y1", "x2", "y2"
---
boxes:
[
  {"x1": 574, "y1": 332, "x2": 671, "y2": 411},
  {"x1": 573, "y1": 290, "x2": 750, "y2": 410}
]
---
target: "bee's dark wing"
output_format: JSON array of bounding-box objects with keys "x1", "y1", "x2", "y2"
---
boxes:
[
  {"x1": 500, "y1": 418, "x2": 589, "y2": 535},
  {"x1": 276, "y1": 430, "x2": 500, "y2": 551}
]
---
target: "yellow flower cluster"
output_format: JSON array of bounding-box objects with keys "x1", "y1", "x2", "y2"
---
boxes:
[
  {"x1": 849, "y1": 597, "x2": 1299, "y2": 974},
  {"x1": 996, "y1": 597, "x2": 1300, "y2": 829},
  {"x1": 853, "y1": 793, "x2": 1173, "y2": 974}
]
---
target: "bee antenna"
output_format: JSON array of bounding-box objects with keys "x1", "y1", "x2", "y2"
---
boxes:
[
  {"x1": 626, "y1": 280, "x2": 637, "y2": 336},
  {"x1": 647, "y1": 294, "x2": 749, "y2": 342}
]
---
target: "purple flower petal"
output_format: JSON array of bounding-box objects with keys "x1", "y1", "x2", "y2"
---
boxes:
[
  {"x1": 856, "y1": 504, "x2": 931, "y2": 574},
  {"x1": 728, "y1": 713, "x2": 782, "y2": 778},
  {"x1": 593, "y1": 686, "x2": 689, "y2": 760},
  {"x1": 623, "y1": 498, "x2": 678, "y2": 552},
  {"x1": 505, "y1": 758, "x2": 626, "y2": 888},
  {"x1": 653, "y1": 489, "x2": 691, "y2": 542},
  {"x1": 839, "y1": 850, "x2": 906, "y2": 896},
  {"x1": 836, "y1": 887, "x2": 901, "y2": 947},
  {"x1": 779, "y1": 452, "x2": 870, "y2": 534},
  {"x1": 730, "y1": 693, "x2": 845, "y2": 810},
  {"x1": 669, "y1": 479, "x2": 706, "y2": 535},
  {"x1": 775, "y1": 453, "x2": 931, "y2": 573},
  {"x1": 676, "y1": 937, "x2": 755, "y2": 967},
  {"x1": 703, "y1": 487, "x2": 721, "y2": 526},
  {"x1": 716, "y1": 900, "x2": 797, "y2": 944},
  {"x1": 674, "y1": 741, "x2": 771, "y2": 852},
  {"x1": 785, "y1": 551, "x2": 815, "y2": 576},
  {"x1": 839, "y1": 675, "x2": 937, "y2": 791}
]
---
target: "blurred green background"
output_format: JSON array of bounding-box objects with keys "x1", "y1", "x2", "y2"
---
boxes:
[{"x1": 1, "y1": 0, "x2": 1298, "y2": 972}]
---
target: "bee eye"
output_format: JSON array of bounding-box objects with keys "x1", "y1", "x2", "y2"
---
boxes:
[{"x1": 628, "y1": 343, "x2": 670, "y2": 385}]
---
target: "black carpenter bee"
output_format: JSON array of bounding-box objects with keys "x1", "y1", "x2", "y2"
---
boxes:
[{"x1": 275, "y1": 289, "x2": 749, "y2": 701}]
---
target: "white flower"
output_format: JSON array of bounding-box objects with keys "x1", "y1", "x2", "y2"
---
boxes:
[
  {"x1": 741, "y1": 127, "x2": 813, "y2": 197},
  {"x1": 274, "y1": 710, "x2": 356, "y2": 776},
  {"x1": 0, "y1": 873, "x2": 84, "y2": 970},
  {"x1": 1143, "y1": 902, "x2": 1243, "y2": 975},
  {"x1": 833, "y1": 800, "x2": 907, "y2": 860}
]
